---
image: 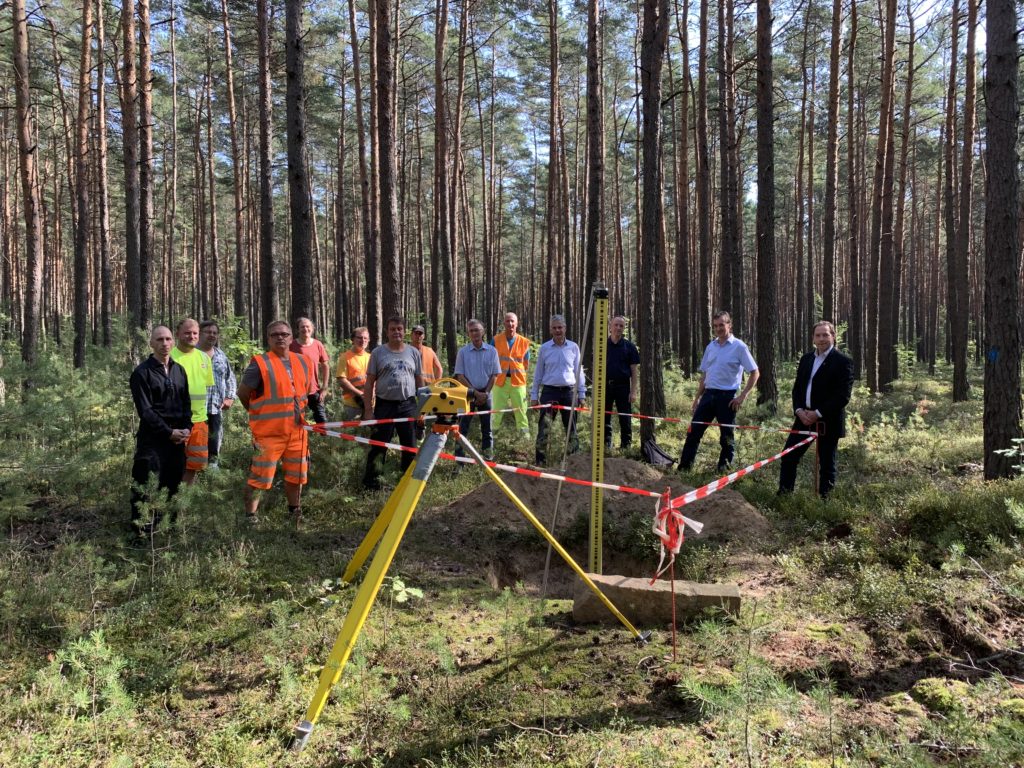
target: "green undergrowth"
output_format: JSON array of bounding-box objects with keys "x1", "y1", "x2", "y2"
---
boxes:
[{"x1": 2, "y1": 337, "x2": 1023, "y2": 766}]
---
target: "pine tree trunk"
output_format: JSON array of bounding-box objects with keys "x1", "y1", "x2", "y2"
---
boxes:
[
  {"x1": 138, "y1": 0, "x2": 154, "y2": 328},
  {"x1": 952, "y1": 0, "x2": 977, "y2": 401},
  {"x1": 73, "y1": 0, "x2": 93, "y2": 368},
  {"x1": 95, "y1": 0, "x2": 112, "y2": 346},
  {"x1": 13, "y1": 0, "x2": 44, "y2": 366},
  {"x1": 695, "y1": 0, "x2": 711, "y2": 339},
  {"x1": 584, "y1": 0, "x2": 603, "y2": 298},
  {"x1": 220, "y1": 0, "x2": 246, "y2": 320},
  {"x1": 983, "y1": 0, "x2": 1023, "y2": 477},
  {"x1": 673, "y1": 0, "x2": 692, "y2": 374},
  {"x1": 257, "y1": 0, "x2": 276, "y2": 331},
  {"x1": 638, "y1": 0, "x2": 669, "y2": 444},
  {"x1": 119, "y1": 0, "x2": 140, "y2": 329},
  {"x1": 846, "y1": 0, "x2": 861, "y2": 377},
  {"x1": 755, "y1": 0, "x2": 776, "y2": 409},
  {"x1": 821, "y1": 0, "x2": 842, "y2": 323},
  {"x1": 375, "y1": 0, "x2": 400, "y2": 321},
  {"x1": 286, "y1": 0, "x2": 313, "y2": 324}
]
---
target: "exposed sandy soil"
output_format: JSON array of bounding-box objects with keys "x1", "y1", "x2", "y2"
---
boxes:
[{"x1": 410, "y1": 453, "x2": 773, "y2": 597}]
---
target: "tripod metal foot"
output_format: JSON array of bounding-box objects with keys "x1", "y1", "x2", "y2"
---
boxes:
[{"x1": 291, "y1": 719, "x2": 314, "y2": 751}]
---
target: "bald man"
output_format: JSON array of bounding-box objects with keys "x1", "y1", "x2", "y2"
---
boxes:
[{"x1": 129, "y1": 325, "x2": 193, "y2": 531}]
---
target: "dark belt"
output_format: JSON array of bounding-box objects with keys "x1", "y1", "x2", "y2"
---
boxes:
[
  {"x1": 376, "y1": 396, "x2": 415, "y2": 404},
  {"x1": 543, "y1": 385, "x2": 574, "y2": 391},
  {"x1": 705, "y1": 388, "x2": 737, "y2": 394}
]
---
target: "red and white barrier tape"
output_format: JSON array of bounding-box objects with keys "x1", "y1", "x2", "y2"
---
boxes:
[
  {"x1": 304, "y1": 424, "x2": 706, "y2": 532},
  {"x1": 666, "y1": 434, "x2": 816, "y2": 510},
  {"x1": 317, "y1": 403, "x2": 552, "y2": 431},
  {"x1": 651, "y1": 488, "x2": 683, "y2": 582},
  {"x1": 548, "y1": 404, "x2": 818, "y2": 437}
]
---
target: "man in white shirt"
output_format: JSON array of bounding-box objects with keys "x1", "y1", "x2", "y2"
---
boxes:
[
  {"x1": 679, "y1": 311, "x2": 759, "y2": 472},
  {"x1": 530, "y1": 315, "x2": 587, "y2": 465}
]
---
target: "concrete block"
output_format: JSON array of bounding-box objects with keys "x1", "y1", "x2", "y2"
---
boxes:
[{"x1": 572, "y1": 573, "x2": 741, "y2": 626}]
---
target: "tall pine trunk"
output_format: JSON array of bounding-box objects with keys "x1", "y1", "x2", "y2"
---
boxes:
[
  {"x1": 755, "y1": 0, "x2": 776, "y2": 409},
  {"x1": 286, "y1": 0, "x2": 313, "y2": 323},
  {"x1": 983, "y1": 0, "x2": 1023, "y2": 477},
  {"x1": 638, "y1": 0, "x2": 669, "y2": 444}
]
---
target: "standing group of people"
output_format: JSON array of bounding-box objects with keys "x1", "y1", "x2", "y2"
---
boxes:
[
  {"x1": 679, "y1": 311, "x2": 855, "y2": 498},
  {"x1": 129, "y1": 308, "x2": 855, "y2": 531}
]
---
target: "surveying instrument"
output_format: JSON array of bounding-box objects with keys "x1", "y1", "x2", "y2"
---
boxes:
[{"x1": 292, "y1": 377, "x2": 647, "y2": 751}]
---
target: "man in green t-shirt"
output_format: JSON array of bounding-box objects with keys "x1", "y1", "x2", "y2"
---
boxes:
[{"x1": 171, "y1": 318, "x2": 215, "y2": 484}]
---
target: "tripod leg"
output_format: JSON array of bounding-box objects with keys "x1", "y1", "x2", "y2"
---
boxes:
[
  {"x1": 455, "y1": 432, "x2": 643, "y2": 639},
  {"x1": 293, "y1": 431, "x2": 447, "y2": 751},
  {"x1": 342, "y1": 462, "x2": 417, "y2": 583}
]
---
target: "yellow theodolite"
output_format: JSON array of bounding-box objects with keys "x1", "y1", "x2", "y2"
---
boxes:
[{"x1": 291, "y1": 378, "x2": 645, "y2": 752}]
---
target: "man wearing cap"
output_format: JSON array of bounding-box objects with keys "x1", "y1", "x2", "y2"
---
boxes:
[
  {"x1": 410, "y1": 325, "x2": 443, "y2": 385},
  {"x1": 491, "y1": 311, "x2": 532, "y2": 437},
  {"x1": 336, "y1": 327, "x2": 371, "y2": 420}
]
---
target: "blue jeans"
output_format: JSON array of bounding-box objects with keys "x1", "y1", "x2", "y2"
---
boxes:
[{"x1": 679, "y1": 389, "x2": 736, "y2": 469}]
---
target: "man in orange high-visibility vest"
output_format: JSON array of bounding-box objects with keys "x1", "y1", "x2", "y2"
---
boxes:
[
  {"x1": 238, "y1": 320, "x2": 311, "y2": 524},
  {"x1": 491, "y1": 312, "x2": 532, "y2": 436}
]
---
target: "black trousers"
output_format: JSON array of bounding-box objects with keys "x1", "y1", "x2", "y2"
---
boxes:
[
  {"x1": 679, "y1": 389, "x2": 737, "y2": 469},
  {"x1": 131, "y1": 434, "x2": 186, "y2": 522},
  {"x1": 778, "y1": 421, "x2": 839, "y2": 497},
  {"x1": 604, "y1": 378, "x2": 633, "y2": 448},
  {"x1": 207, "y1": 411, "x2": 223, "y2": 458},
  {"x1": 364, "y1": 397, "x2": 418, "y2": 486},
  {"x1": 535, "y1": 386, "x2": 580, "y2": 464},
  {"x1": 307, "y1": 390, "x2": 328, "y2": 424}
]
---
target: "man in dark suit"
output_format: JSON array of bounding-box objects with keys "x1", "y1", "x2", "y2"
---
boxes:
[{"x1": 778, "y1": 321, "x2": 855, "y2": 498}]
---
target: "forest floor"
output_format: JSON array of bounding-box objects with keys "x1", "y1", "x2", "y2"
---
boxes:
[{"x1": 1, "y1": 348, "x2": 1023, "y2": 767}]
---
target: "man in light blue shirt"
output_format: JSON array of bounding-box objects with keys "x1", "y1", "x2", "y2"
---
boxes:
[
  {"x1": 454, "y1": 319, "x2": 501, "y2": 460},
  {"x1": 530, "y1": 315, "x2": 587, "y2": 465},
  {"x1": 679, "y1": 310, "x2": 759, "y2": 471}
]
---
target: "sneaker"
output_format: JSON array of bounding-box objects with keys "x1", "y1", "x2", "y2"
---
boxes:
[{"x1": 208, "y1": 460, "x2": 220, "y2": 472}]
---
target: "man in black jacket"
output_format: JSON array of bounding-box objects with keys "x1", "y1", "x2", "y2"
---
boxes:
[
  {"x1": 778, "y1": 321, "x2": 855, "y2": 498},
  {"x1": 129, "y1": 325, "x2": 193, "y2": 528}
]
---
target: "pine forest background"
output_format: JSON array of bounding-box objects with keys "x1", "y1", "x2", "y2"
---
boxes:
[{"x1": 2, "y1": 0, "x2": 1021, "y2": 469}]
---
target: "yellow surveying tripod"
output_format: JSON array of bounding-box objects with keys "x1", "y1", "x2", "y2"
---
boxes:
[{"x1": 292, "y1": 378, "x2": 647, "y2": 751}]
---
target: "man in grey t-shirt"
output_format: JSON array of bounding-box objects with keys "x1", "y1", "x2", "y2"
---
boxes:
[{"x1": 362, "y1": 316, "x2": 425, "y2": 490}]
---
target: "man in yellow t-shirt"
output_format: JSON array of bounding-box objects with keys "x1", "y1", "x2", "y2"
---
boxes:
[
  {"x1": 336, "y1": 326, "x2": 371, "y2": 420},
  {"x1": 171, "y1": 318, "x2": 215, "y2": 483}
]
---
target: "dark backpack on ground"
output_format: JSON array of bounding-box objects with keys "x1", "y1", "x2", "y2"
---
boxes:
[{"x1": 641, "y1": 438, "x2": 676, "y2": 468}]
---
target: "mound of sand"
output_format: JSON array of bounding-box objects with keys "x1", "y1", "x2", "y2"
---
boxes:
[{"x1": 411, "y1": 454, "x2": 773, "y2": 595}]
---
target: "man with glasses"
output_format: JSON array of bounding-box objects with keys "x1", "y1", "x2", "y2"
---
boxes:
[{"x1": 237, "y1": 320, "x2": 311, "y2": 524}]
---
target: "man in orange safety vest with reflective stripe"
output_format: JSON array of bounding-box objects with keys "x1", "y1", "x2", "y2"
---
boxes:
[
  {"x1": 238, "y1": 319, "x2": 311, "y2": 525},
  {"x1": 491, "y1": 311, "x2": 532, "y2": 436}
]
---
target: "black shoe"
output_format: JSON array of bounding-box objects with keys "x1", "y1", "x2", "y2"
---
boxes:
[
  {"x1": 679, "y1": 463, "x2": 692, "y2": 472},
  {"x1": 363, "y1": 477, "x2": 382, "y2": 491},
  {"x1": 717, "y1": 462, "x2": 732, "y2": 472}
]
